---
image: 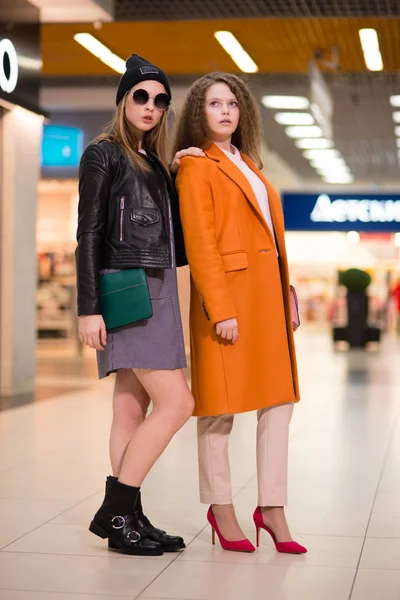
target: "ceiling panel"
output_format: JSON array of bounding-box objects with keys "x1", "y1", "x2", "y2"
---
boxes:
[
  {"x1": 251, "y1": 72, "x2": 400, "y2": 182},
  {"x1": 115, "y1": 0, "x2": 400, "y2": 20},
  {"x1": 42, "y1": 17, "x2": 400, "y2": 77}
]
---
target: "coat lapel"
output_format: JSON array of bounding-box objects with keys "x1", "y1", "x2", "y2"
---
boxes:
[
  {"x1": 205, "y1": 145, "x2": 271, "y2": 236},
  {"x1": 205, "y1": 144, "x2": 283, "y2": 253}
]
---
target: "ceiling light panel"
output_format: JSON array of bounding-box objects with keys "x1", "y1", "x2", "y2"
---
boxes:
[
  {"x1": 262, "y1": 96, "x2": 309, "y2": 110},
  {"x1": 309, "y1": 158, "x2": 346, "y2": 168},
  {"x1": 214, "y1": 31, "x2": 258, "y2": 73},
  {"x1": 317, "y1": 166, "x2": 351, "y2": 176},
  {"x1": 285, "y1": 125, "x2": 323, "y2": 139},
  {"x1": 358, "y1": 28, "x2": 383, "y2": 72},
  {"x1": 303, "y1": 149, "x2": 341, "y2": 160},
  {"x1": 295, "y1": 138, "x2": 334, "y2": 149},
  {"x1": 73, "y1": 33, "x2": 125, "y2": 73},
  {"x1": 390, "y1": 96, "x2": 400, "y2": 107},
  {"x1": 274, "y1": 112, "x2": 314, "y2": 125},
  {"x1": 323, "y1": 174, "x2": 355, "y2": 184}
]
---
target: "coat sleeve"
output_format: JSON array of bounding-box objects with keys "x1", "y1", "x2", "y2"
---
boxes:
[
  {"x1": 176, "y1": 158, "x2": 237, "y2": 326},
  {"x1": 75, "y1": 143, "x2": 112, "y2": 316}
]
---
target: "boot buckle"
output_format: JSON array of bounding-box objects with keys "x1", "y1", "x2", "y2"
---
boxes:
[
  {"x1": 127, "y1": 530, "x2": 141, "y2": 543},
  {"x1": 111, "y1": 515, "x2": 125, "y2": 530}
]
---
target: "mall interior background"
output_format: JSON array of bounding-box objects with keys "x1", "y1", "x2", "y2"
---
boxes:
[
  {"x1": 1, "y1": 2, "x2": 400, "y2": 599},
  {"x1": 1, "y1": 1, "x2": 400, "y2": 399},
  {"x1": 0, "y1": 1, "x2": 399, "y2": 403}
]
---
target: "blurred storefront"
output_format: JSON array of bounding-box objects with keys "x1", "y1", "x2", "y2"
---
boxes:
[
  {"x1": 0, "y1": 1, "x2": 45, "y2": 395},
  {"x1": 35, "y1": 110, "x2": 107, "y2": 352},
  {"x1": 283, "y1": 192, "x2": 400, "y2": 332}
]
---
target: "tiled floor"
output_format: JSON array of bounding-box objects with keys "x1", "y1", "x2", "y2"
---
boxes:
[{"x1": 1, "y1": 330, "x2": 400, "y2": 599}]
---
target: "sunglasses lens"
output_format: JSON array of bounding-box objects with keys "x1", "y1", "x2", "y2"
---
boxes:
[
  {"x1": 154, "y1": 93, "x2": 170, "y2": 110},
  {"x1": 133, "y1": 89, "x2": 149, "y2": 105}
]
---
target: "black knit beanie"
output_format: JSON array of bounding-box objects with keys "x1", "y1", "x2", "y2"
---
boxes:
[{"x1": 116, "y1": 54, "x2": 172, "y2": 106}]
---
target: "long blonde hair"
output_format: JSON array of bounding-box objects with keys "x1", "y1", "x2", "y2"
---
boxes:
[
  {"x1": 173, "y1": 72, "x2": 263, "y2": 168},
  {"x1": 96, "y1": 91, "x2": 170, "y2": 173}
]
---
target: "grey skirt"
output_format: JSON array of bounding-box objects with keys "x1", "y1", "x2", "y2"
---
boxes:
[{"x1": 97, "y1": 267, "x2": 187, "y2": 378}]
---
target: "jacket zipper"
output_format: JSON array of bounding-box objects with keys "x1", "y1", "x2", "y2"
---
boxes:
[{"x1": 119, "y1": 197, "x2": 125, "y2": 241}]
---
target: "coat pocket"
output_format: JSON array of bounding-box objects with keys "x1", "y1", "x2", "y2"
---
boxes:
[
  {"x1": 130, "y1": 208, "x2": 160, "y2": 227},
  {"x1": 220, "y1": 250, "x2": 248, "y2": 272}
]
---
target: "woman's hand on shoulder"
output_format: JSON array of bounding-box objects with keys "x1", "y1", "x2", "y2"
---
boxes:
[
  {"x1": 215, "y1": 318, "x2": 239, "y2": 344},
  {"x1": 79, "y1": 315, "x2": 107, "y2": 350},
  {"x1": 170, "y1": 147, "x2": 206, "y2": 174}
]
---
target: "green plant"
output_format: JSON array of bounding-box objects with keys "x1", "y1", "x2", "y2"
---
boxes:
[{"x1": 339, "y1": 268, "x2": 371, "y2": 292}]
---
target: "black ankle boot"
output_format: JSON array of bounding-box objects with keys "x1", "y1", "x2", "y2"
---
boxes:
[
  {"x1": 89, "y1": 477, "x2": 163, "y2": 556},
  {"x1": 107, "y1": 476, "x2": 185, "y2": 552}
]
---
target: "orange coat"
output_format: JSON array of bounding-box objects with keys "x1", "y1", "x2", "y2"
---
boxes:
[{"x1": 176, "y1": 144, "x2": 300, "y2": 416}]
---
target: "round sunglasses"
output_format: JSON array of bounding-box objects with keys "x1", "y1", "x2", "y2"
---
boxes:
[{"x1": 132, "y1": 88, "x2": 170, "y2": 111}]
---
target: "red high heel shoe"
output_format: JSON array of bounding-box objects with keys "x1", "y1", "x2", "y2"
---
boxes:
[
  {"x1": 207, "y1": 506, "x2": 255, "y2": 553},
  {"x1": 253, "y1": 507, "x2": 307, "y2": 554}
]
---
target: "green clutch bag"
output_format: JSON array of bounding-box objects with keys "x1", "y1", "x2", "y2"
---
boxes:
[{"x1": 99, "y1": 269, "x2": 153, "y2": 332}]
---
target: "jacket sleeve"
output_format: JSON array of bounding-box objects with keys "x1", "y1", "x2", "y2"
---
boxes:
[
  {"x1": 176, "y1": 158, "x2": 237, "y2": 325},
  {"x1": 75, "y1": 143, "x2": 111, "y2": 316}
]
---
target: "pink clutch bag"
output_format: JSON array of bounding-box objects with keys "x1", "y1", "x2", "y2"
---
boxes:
[{"x1": 290, "y1": 285, "x2": 300, "y2": 331}]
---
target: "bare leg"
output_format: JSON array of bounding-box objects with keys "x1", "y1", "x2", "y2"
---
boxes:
[
  {"x1": 118, "y1": 368, "x2": 195, "y2": 487},
  {"x1": 110, "y1": 369, "x2": 150, "y2": 476},
  {"x1": 260, "y1": 507, "x2": 293, "y2": 542},
  {"x1": 211, "y1": 504, "x2": 247, "y2": 542}
]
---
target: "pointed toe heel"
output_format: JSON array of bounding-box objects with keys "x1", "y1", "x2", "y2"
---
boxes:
[
  {"x1": 253, "y1": 507, "x2": 307, "y2": 555},
  {"x1": 208, "y1": 506, "x2": 256, "y2": 553}
]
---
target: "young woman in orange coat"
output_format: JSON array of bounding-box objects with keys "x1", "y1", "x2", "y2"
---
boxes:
[{"x1": 174, "y1": 73, "x2": 306, "y2": 554}]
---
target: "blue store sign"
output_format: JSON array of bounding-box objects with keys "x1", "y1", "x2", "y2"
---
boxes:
[
  {"x1": 41, "y1": 125, "x2": 83, "y2": 168},
  {"x1": 282, "y1": 192, "x2": 400, "y2": 232}
]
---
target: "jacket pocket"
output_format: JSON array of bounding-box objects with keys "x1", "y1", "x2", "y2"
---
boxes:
[
  {"x1": 130, "y1": 208, "x2": 160, "y2": 227},
  {"x1": 220, "y1": 250, "x2": 248, "y2": 272}
]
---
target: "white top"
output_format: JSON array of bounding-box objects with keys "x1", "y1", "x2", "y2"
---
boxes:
[{"x1": 220, "y1": 145, "x2": 277, "y2": 252}]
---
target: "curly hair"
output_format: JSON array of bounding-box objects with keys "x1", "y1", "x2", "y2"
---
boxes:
[
  {"x1": 96, "y1": 91, "x2": 170, "y2": 174},
  {"x1": 173, "y1": 72, "x2": 263, "y2": 168}
]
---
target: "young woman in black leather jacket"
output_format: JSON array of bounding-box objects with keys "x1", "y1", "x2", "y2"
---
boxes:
[{"x1": 76, "y1": 54, "x2": 203, "y2": 557}]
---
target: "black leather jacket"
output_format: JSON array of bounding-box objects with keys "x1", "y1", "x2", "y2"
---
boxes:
[{"x1": 76, "y1": 139, "x2": 187, "y2": 316}]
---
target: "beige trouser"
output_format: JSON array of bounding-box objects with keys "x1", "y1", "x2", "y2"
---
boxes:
[{"x1": 197, "y1": 402, "x2": 294, "y2": 507}]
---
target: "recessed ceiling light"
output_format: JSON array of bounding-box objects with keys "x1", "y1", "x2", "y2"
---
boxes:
[
  {"x1": 358, "y1": 28, "x2": 383, "y2": 71},
  {"x1": 317, "y1": 169, "x2": 352, "y2": 180},
  {"x1": 395, "y1": 126, "x2": 400, "y2": 136},
  {"x1": 274, "y1": 112, "x2": 314, "y2": 125},
  {"x1": 73, "y1": 33, "x2": 125, "y2": 73},
  {"x1": 295, "y1": 138, "x2": 334, "y2": 149},
  {"x1": 303, "y1": 149, "x2": 341, "y2": 160},
  {"x1": 316, "y1": 163, "x2": 351, "y2": 174},
  {"x1": 214, "y1": 31, "x2": 258, "y2": 73},
  {"x1": 310, "y1": 158, "x2": 346, "y2": 169},
  {"x1": 323, "y1": 174, "x2": 355, "y2": 184},
  {"x1": 390, "y1": 96, "x2": 400, "y2": 107},
  {"x1": 393, "y1": 112, "x2": 400, "y2": 123},
  {"x1": 262, "y1": 96, "x2": 309, "y2": 110},
  {"x1": 285, "y1": 125, "x2": 323, "y2": 139}
]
